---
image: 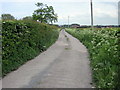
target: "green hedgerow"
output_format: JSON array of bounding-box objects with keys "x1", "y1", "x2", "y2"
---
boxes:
[{"x1": 2, "y1": 20, "x2": 59, "y2": 77}]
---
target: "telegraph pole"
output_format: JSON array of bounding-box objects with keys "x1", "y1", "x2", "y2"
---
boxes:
[
  {"x1": 68, "y1": 16, "x2": 69, "y2": 28},
  {"x1": 90, "y1": 0, "x2": 94, "y2": 30}
]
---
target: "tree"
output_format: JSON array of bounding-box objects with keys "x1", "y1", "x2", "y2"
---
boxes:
[
  {"x1": 33, "y1": 2, "x2": 57, "y2": 24},
  {"x1": 22, "y1": 16, "x2": 33, "y2": 20},
  {"x1": 2, "y1": 14, "x2": 15, "y2": 20}
]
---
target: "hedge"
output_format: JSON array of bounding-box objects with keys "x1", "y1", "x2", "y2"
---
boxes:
[{"x1": 2, "y1": 20, "x2": 59, "y2": 77}]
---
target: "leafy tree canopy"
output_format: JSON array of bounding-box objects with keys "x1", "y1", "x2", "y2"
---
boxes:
[
  {"x1": 22, "y1": 16, "x2": 33, "y2": 20},
  {"x1": 33, "y1": 2, "x2": 58, "y2": 24},
  {"x1": 2, "y1": 14, "x2": 15, "y2": 20}
]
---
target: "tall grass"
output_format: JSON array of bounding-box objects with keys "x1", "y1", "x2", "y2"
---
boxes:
[
  {"x1": 66, "y1": 28, "x2": 119, "y2": 88},
  {"x1": 2, "y1": 20, "x2": 59, "y2": 77}
]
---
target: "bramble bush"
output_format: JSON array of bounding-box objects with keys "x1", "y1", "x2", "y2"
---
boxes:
[
  {"x1": 66, "y1": 28, "x2": 119, "y2": 88},
  {"x1": 2, "y1": 20, "x2": 59, "y2": 77}
]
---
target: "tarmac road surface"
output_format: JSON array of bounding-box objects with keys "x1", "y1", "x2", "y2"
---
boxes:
[{"x1": 2, "y1": 29, "x2": 92, "y2": 88}]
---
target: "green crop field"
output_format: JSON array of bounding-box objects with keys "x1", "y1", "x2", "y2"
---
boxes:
[{"x1": 66, "y1": 27, "x2": 119, "y2": 88}]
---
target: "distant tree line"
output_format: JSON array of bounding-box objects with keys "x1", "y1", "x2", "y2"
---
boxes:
[
  {"x1": 1, "y1": 2, "x2": 58, "y2": 24},
  {"x1": 60, "y1": 24, "x2": 119, "y2": 28}
]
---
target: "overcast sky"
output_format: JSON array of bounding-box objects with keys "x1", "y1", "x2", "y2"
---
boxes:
[{"x1": 0, "y1": 0, "x2": 119, "y2": 25}]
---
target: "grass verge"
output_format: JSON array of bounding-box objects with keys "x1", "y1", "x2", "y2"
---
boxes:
[{"x1": 66, "y1": 28, "x2": 119, "y2": 88}]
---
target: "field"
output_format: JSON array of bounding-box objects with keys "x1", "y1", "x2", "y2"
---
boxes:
[
  {"x1": 2, "y1": 20, "x2": 59, "y2": 77},
  {"x1": 66, "y1": 27, "x2": 119, "y2": 88}
]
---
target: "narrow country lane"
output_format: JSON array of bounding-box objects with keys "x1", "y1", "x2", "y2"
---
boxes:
[{"x1": 2, "y1": 30, "x2": 92, "y2": 88}]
